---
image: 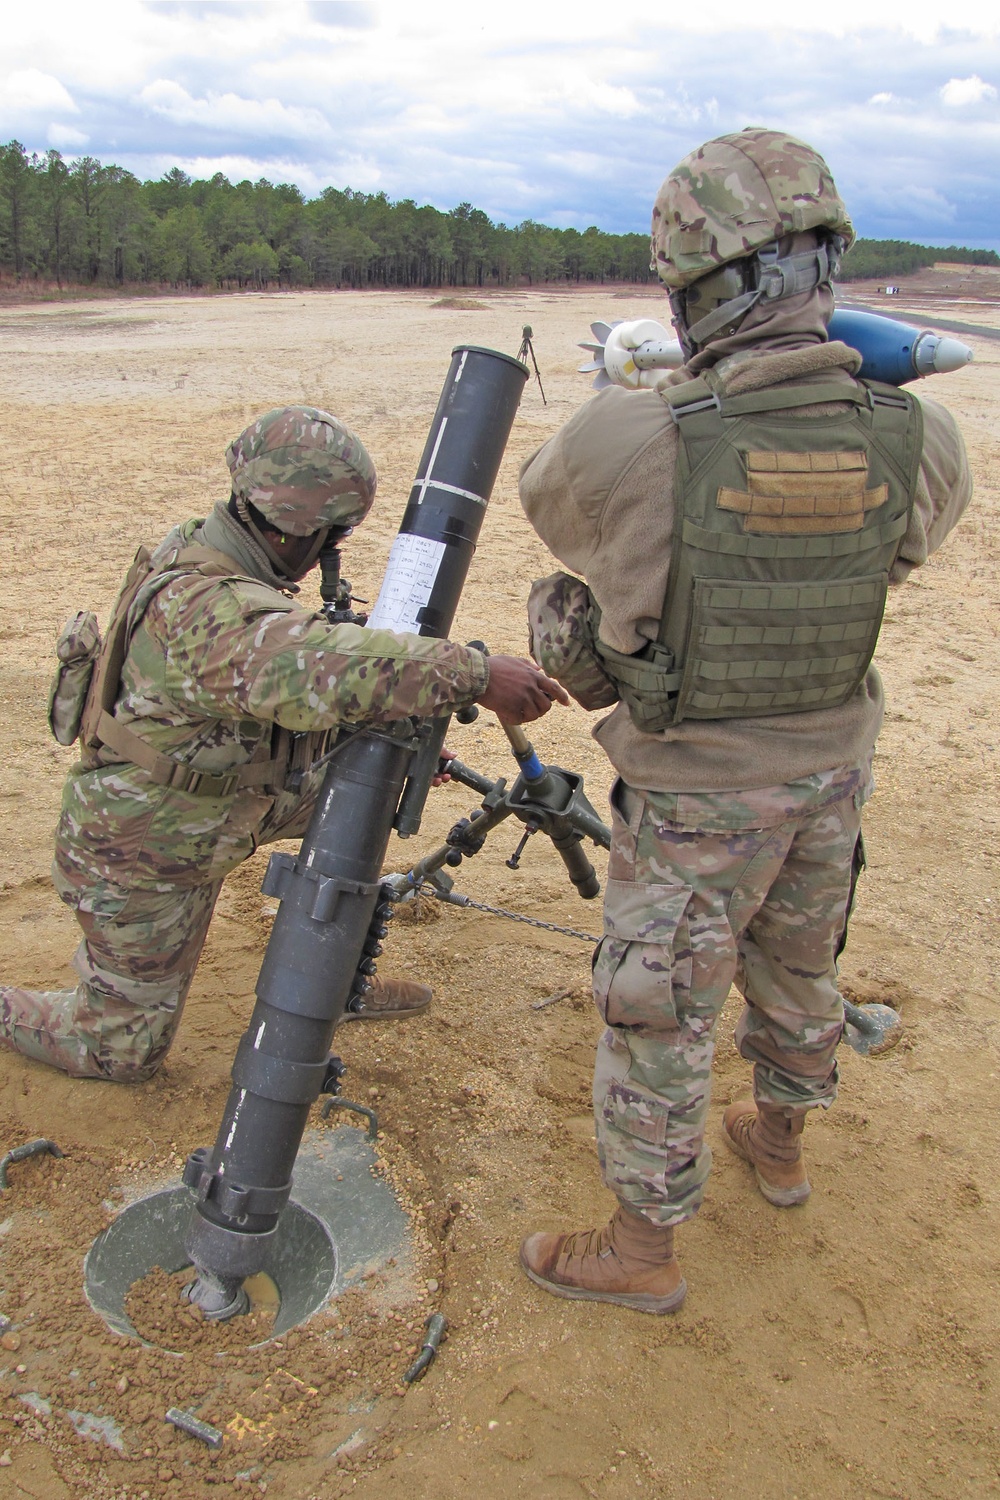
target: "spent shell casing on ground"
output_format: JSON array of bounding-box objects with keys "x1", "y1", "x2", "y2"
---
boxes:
[{"x1": 165, "y1": 1407, "x2": 224, "y2": 1449}]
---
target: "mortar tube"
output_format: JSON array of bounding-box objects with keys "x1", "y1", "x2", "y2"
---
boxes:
[{"x1": 183, "y1": 346, "x2": 528, "y2": 1299}]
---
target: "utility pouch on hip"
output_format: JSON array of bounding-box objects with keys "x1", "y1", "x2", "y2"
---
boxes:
[
  {"x1": 47, "y1": 611, "x2": 102, "y2": 746},
  {"x1": 593, "y1": 636, "x2": 682, "y2": 734}
]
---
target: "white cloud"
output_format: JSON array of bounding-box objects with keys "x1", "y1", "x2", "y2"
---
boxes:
[
  {"x1": 549, "y1": 149, "x2": 624, "y2": 180},
  {"x1": 0, "y1": 68, "x2": 78, "y2": 115},
  {"x1": 477, "y1": 68, "x2": 644, "y2": 122},
  {"x1": 580, "y1": 80, "x2": 643, "y2": 119},
  {"x1": 323, "y1": 1, "x2": 997, "y2": 47},
  {"x1": 868, "y1": 91, "x2": 895, "y2": 104},
  {"x1": 869, "y1": 182, "x2": 958, "y2": 225},
  {"x1": 151, "y1": 148, "x2": 390, "y2": 199},
  {"x1": 2, "y1": 2, "x2": 336, "y2": 92},
  {"x1": 137, "y1": 79, "x2": 331, "y2": 140},
  {"x1": 47, "y1": 123, "x2": 89, "y2": 149},
  {"x1": 940, "y1": 75, "x2": 998, "y2": 106}
]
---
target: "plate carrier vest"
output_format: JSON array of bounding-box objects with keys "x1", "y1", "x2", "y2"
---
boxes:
[
  {"x1": 593, "y1": 372, "x2": 923, "y2": 731},
  {"x1": 75, "y1": 544, "x2": 296, "y2": 797}
]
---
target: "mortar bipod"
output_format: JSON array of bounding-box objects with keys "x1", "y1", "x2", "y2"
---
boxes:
[{"x1": 385, "y1": 730, "x2": 611, "y2": 906}]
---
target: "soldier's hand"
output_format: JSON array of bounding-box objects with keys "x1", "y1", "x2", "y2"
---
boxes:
[
  {"x1": 477, "y1": 656, "x2": 570, "y2": 725},
  {"x1": 432, "y1": 749, "x2": 455, "y2": 787}
]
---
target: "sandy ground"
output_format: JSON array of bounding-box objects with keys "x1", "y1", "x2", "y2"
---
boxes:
[{"x1": 0, "y1": 280, "x2": 998, "y2": 1499}]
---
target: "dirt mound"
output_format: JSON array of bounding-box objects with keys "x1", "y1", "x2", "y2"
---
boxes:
[{"x1": 431, "y1": 297, "x2": 489, "y2": 310}]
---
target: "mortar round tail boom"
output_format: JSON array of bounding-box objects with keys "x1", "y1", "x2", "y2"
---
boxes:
[{"x1": 578, "y1": 309, "x2": 973, "y2": 390}]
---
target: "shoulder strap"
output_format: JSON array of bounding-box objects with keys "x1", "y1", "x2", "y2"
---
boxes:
[
  {"x1": 863, "y1": 379, "x2": 924, "y2": 541},
  {"x1": 717, "y1": 381, "x2": 868, "y2": 417},
  {"x1": 79, "y1": 546, "x2": 155, "y2": 753},
  {"x1": 169, "y1": 542, "x2": 250, "y2": 577},
  {"x1": 663, "y1": 375, "x2": 869, "y2": 426}
]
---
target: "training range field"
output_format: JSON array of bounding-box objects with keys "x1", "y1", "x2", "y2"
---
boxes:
[{"x1": 0, "y1": 286, "x2": 998, "y2": 1499}]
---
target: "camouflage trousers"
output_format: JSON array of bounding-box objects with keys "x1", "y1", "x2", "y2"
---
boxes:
[
  {"x1": 593, "y1": 764, "x2": 870, "y2": 1228},
  {"x1": 0, "y1": 881, "x2": 223, "y2": 1083},
  {"x1": 0, "y1": 779, "x2": 321, "y2": 1084}
]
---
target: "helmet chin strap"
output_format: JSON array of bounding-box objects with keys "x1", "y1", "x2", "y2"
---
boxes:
[
  {"x1": 234, "y1": 496, "x2": 330, "y2": 582},
  {"x1": 671, "y1": 236, "x2": 844, "y2": 357},
  {"x1": 281, "y1": 527, "x2": 331, "y2": 582}
]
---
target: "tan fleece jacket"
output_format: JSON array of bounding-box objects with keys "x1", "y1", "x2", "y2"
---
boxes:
[{"x1": 519, "y1": 322, "x2": 972, "y2": 793}]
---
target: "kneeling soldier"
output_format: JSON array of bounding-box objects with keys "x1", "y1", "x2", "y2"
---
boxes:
[{"x1": 1, "y1": 406, "x2": 564, "y2": 1082}]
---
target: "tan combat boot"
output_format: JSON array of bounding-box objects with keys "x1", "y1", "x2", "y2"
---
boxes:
[
  {"x1": 723, "y1": 1100, "x2": 811, "y2": 1207},
  {"x1": 339, "y1": 975, "x2": 432, "y2": 1022},
  {"x1": 519, "y1": 1203, "x2": 687, "y2": 1314}
]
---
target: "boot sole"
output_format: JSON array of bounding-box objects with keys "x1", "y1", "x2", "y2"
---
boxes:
[
  {"x1": 751, "y1": 1170, "x2": 811, "y2": 1208},
  {"x1": 339, "y1": 1000, "x2": 431, "y2": 1023},
  {"x1": 722, "y1": 1125, "x2": 811, "y2": 1207},
  {"x1": 518, "y1": 1249, "x2": 687, "y2": 1315}
]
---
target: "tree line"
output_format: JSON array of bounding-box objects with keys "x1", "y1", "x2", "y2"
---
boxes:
[
  {"x1": 1, "y1": 141, "x2": 996, "y2": 293},
  {"x1": 834, "y1": 238, "x2": 998, "y2": 281},
  {"x1": 0, "y1": 142, "x2": 650, "y2": 290}
]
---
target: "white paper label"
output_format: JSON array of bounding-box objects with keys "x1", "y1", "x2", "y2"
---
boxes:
[{"x1": 366, "y1": 532, "x2": 446, "y2": 634}]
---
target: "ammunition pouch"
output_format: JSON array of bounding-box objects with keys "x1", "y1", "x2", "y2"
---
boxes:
[
  {"x1": 591, "y1": 635, "x2": 682, "y2": 735},
  {"x1": 48, "y1": 611, "x2": 102, "y2": 746}
]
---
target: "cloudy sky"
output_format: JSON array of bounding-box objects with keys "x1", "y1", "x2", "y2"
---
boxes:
[{"x1": 2, "y1": 1, "x2": 998, "y2": 248}]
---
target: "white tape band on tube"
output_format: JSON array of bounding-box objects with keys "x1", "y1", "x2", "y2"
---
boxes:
[{"x1": 411, "y1": 478, "x2": 487, "y2": 507}]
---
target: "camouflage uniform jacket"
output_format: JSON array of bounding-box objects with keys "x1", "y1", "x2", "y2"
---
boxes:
[
  {"x1": 54, "y1": 514, "x2": 488, "y2": 916},
  {"x1": 520, "y1": 336, "x2": 971, "y2": 793}
]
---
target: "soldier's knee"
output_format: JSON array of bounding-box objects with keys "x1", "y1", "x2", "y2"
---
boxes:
[
  {"x1": 44, "y1": 1046, "x2": 165, "y2": 1084},
  {"x1": 87, "y1": 999, "x2": 181, "y2": 1082},
  {"x1": 97, "y1": 1020, "x2": 176, "y2": 1082},
  {"x1": 97, "y1": 1054, "x2": 165, "y2": 1085}
]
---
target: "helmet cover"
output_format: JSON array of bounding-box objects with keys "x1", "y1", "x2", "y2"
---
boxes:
[
  {"x1": 226, "y1": 406, "x2": 377, "y2": 536},
  {"x1": 651, "y1": 128, "x2": 854, "y2": 290}
]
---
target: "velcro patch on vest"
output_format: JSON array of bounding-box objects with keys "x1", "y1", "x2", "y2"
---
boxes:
[{"x1": 717, "y1": 451, "x2": 888, "y2": 535}]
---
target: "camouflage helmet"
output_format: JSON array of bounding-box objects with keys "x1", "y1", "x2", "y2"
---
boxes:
[
  {"x1": 226, "y1": 406, "x2": 377, "y2": 536},
  {"x1": 651, "y1": 128, "x2": 854, "y2": 290}
]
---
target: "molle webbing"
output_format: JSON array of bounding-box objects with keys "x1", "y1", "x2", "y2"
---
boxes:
[
  {"x1": 79, "y1": 543, "x2": 288, "y2": 795},
  {"x1": 596, "y1": 374, "x2": 923, "y2": 731}
]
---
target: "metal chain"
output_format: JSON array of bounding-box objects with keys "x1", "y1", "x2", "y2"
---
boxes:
[{"x1": 421, "y1": 885, "x2": 600, "y2": 945}]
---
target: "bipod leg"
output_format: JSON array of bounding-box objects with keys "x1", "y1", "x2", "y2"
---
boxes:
[{"x1": 387, "y1": 783, "x2": 516, "y2": 898}]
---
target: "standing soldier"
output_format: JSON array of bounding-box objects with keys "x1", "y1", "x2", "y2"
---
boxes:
[
  {"x1": 518, "y1": 130, "x2": 972, "y2": 1313},
  {"x1": 0, "y1": 407, "x2": 565, "y2": 1083}
]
